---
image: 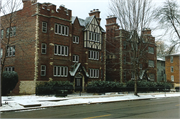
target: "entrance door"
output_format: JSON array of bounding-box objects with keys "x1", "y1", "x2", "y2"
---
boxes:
[{"x1": 75, "y1": 75, "x2": 83, "y2": 92}]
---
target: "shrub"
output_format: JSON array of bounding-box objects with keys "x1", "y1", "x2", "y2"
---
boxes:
[
  {"x1": 36, "y1": 81, "x2": 73, "y2": 95},
  {"x1": 2, "y1": 71, "x2": 18, "y2": 96},
  {"x1": 86, "y1": 81, "x2": 124, "y2": 93}
]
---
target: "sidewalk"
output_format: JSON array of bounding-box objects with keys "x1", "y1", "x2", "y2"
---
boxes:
[{"x1": 0, "y1": 92, "x2": 180, "y2": 112}]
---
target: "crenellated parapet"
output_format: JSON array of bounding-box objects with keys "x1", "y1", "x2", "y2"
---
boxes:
[{"x1": 38, "y1": 3, "x2": 72, "y2": 21}]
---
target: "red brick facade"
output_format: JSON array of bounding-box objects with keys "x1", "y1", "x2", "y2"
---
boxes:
[
  {"x1": 1, "y1": 0, "x2": 106, "y2": 94},
  {"x1": 106, "y1": 16, "x2": 157, "y2": 83}
]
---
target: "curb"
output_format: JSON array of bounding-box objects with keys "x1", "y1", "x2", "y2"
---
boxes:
[{"x1": 0, "y1": 97, "x2": 155, "y2": 112}]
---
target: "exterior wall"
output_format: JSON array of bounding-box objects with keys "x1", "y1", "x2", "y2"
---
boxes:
[
  {"x1": 157, "y1": 60, "x2": 166, "y2": 82},
  {"x1": 1, "y1": 0, "x2": 37, "y2": 94},
  {"x1": 106, "y1": 16, "x2": 157, "y2": 82},
  {"x1": 1, "y1": 1, "x2": 106, "y2": 94},
  {"x1": 165, "y1": 55, "x2": 180, "y2": 87}
]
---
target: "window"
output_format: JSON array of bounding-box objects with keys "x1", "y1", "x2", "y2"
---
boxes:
[
  {"x1": 41, "y1": 65, "x2": 46, "y2": 76},
  {"x1": 148, "y1": 60, "x2": 154, "y2": 67},
  {"x1": 161, "y1": 71, "x2": 163, "y2": 76},
  {"x1": 171, "y1": 75, "x2": 174, "y2": 82},
  {"x1": 139, "y1": 64, "x2": 142, "y2": 69},
  {"x1": 1, "y1": 29, "x2": 3, "y2": 39},
  {"x1": 54, "y1": 44, "x2": 68, "y2": 56},
  {"x1": 54, "y1": 66, "x2": 68, "y2": 77},
  {"x1": 123, "y1": 41, "x2": 126, "y2": 49},
  {"x1": 73, "y1": 36, "x2": 79, "y2": 44},
  {"x1": 42, "y1": 22, "x2": 47, "y2": 33},
  {"x1": 55, "y1": 23, "x2": 69, "y2": 36},
  {"x1": 5, "y1": 66, "x2": 14, "y2": 71},
  {"x1": 123, "y1": 56, "x2": 126, "y2": 64},
  {"x1": 88, "y1": 50, "x2": 99, "y2": 60},
  {"x1": 89, "y1": 69, "x2": 99, "y2": 78},
  {"x1": 148, "y1": 47, "x2": 154, "y2": 54},
  {"x1": 1, "y1": 48, "x2": 3, "y2": 58},
  {"x1": 6, "y1": 27, "x2": 16, "y2": 38},
  {"x1": 73, "y1": 55, "x2": 79, "y2": 62},
  {"x1": 131, "y1": 72, "x2": 135, "y2": 80},
  {"x1": 123, "y1": 71, "x2": 126, "y2": 80},
  {"x1": 170, "y1": 56, "x2": 173, "y2": 63},
  {"x1": 89, "y1": 32, "x2": 100, "y2": 42},
  {"x1": 41, "y1": 43, "x2": 47, "y2": 54},
  {"x1": 171, "y1": 66, "x2": 173, "y2": 72},
  {"x1": 6, "y1": 46, "x2": 15, "y2": 57}
]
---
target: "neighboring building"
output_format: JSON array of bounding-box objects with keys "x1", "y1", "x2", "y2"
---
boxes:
[
  {"x1": 105, "y1": 15, "x2": 157, "y2": 82},
  {"x1": 165, "y1": 53, "x2": 180, "y2": 88},
  {"x1": 157, "y1": 57, "x2": 166, "y2": 82},
  {"x1": 0, "y1": 0, "x2": 106, "y2": 94}
]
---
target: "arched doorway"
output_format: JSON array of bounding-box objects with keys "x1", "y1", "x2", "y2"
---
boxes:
[{"x1": 75, "y1": 74, "x2": 83, "y2": 92}]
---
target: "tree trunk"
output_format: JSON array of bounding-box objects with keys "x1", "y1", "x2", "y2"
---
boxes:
[{"x1": 134, "y1": 75, "x2": 138, "y2": 95}]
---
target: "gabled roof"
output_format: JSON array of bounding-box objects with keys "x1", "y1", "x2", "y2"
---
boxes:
[
  {"x1": 69, "y1": 63, "x2": 89, "y2": 77},
  {"x1": 165, "y1": 52, "x2": 180, "y2": 56},
  {"x1": 71, "y1": 15, "x2": 105, "y2": 32}
]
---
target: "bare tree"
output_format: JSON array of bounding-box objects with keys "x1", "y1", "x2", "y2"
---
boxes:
[
  {"x1": 0, "y1": 0, "x2": 35, "y2": 106},
  {"x1": 108, "y1": 0, "x2": 155, "y2": 95},
  {"x1": 154, "y1": 0, "x2": 180, "y2": 53},
  {"x1": 156, "y1": 40, "x2": 176, "y2": 57}
]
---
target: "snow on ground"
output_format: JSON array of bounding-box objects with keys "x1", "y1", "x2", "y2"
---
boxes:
[{"x1": 0, "y1": 92, "x2": 180, "y2": 112}]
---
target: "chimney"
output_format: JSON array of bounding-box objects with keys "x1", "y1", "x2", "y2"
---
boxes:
[
  {"x1": 22, "y1": 0, "x2": 37, "y2": 8},
  {"x1": 106, "y1": 15, "x2": 117, "y2": 25},
  {"x1": 105, "y1": 15, "x2": 119, "y2": 30},
  {"x1": 89, "y1": 9, "x2": 101, "y2": 25},
  {"x1": 142, "y1": 28, "x2": 151, "y2": 35}
]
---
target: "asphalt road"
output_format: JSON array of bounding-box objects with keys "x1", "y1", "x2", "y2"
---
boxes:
[{"x1": 1, "y1": 97, "x2": 180, "y2": 118}]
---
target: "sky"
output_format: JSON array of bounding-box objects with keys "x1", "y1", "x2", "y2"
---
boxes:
[
  {"x1": 37, "y1": 0, "x2": 170, "y2": 37},
  {"x1": 1, "y1": 0, "x2": 180, "y2": 44}
]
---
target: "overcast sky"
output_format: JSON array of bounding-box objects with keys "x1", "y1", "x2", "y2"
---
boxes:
[{"x1": 37, "y1": 0, "x2": 174, "y2": 37}]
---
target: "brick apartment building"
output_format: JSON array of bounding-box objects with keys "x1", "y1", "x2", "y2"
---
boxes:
[
  {"x1": 165, "y1": 53, "x2": 180, "y2": 88},
  {"x1": 0, "y1": 0, "x2": 106, "y2": 94},
  {"x1": 105, "y1": 15, "x2": 157, "y2": 83}
]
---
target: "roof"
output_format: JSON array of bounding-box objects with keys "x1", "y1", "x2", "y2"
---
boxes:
[
  {"x1": 71, "y1": 15, "x2": 105, "y2": 32},
  {"x1": 165, "y1": 52, "x2": 180, "y2": 56},
  {"x1": 157, "y1": 57, "x2": 165, "y2": 61},
  {"x1": 69, "y1": 63, "x2": 89, "y2": 77}
]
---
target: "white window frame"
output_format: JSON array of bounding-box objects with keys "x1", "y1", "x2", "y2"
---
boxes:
[
  {"x1": 148, "y1": 47, "x2": 154, "y2": 54},
  {"x1": 170, "y1": 56, "x2": 173, "y2": 63},
  {"x1": 6, "y1": 46, "x2": 15, "y2": 57},
  {"x1": 171, "y1": 66, "x2": 173, "y2": 72},
  {"x1": 73, "y1": 55, "x2": 79, "y2": 62},
  {"x1": 42, "y1": 22, "x2": 47, "y2": 33},
  {"x1": 41, "y1": 43, "x2": 47, "y2": 54},
  {"x1": 131, "y1": 72, "x2": 135, "y2": 80},
  {"x1": 54, "y1": 44, "x2": 68, "y2": 56},
  {"x1": 41, "y1": 65, "x2": 46, "y2": 76},
  {"x1": 53, "y1": 66, "x2": 68, "y2": 77},
  {"x1": 148, "y1": 60, "x2": 154, "y2": 67},
  {"x1": 88, "y1": 50, "x2": 99, "y2": 60},
  {"x1": 171, "y1": 75, "x2": 174, "y2": 82},
  {"x1": 89, "y1": 69, "x2": 99, "y2": 78},
  {"x1": 73, "y1": 36, "x2": 79, "y2": 44},
  {"x1": 54, "y1": 23, "x2": 69, "y2": 36},
  {"x1": 5, "y1": 66, "x2": 14, "y2": 71},
  {"x1": 0, "y1": 48, "x2": 3, "y2": 58}
]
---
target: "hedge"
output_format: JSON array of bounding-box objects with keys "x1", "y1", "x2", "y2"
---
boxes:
[
  {"x1": 2, "y1": 71, "x2": 18, "y2": 96},
  {"x1": 36, "y1": 81, "x2": 73, "y2": 96},
  {"x1": 87, "y1": 81, "x2": 124, "y2": 93}
]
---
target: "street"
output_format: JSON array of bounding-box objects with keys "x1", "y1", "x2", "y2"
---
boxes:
[{"x1": 1, "y1": 97, "x2": 180, "y2": 118}]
